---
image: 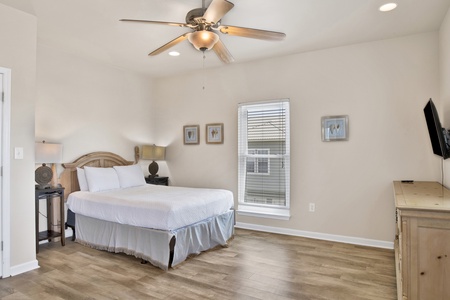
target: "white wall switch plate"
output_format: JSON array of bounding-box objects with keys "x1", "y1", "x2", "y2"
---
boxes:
[{"x1": 14, "y1": 147, "x2": 24, "y2": 159}]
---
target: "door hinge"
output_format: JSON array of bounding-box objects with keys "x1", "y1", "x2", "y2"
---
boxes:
[
  {"x1": 1, "y1": 92, "x2": 4, "y2": 102},
  {"x1": 1, "y1": 241, "x2": 3, "y2": 251}
]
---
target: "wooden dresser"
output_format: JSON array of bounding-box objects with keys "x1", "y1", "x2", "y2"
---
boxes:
[{"x1": 393, "y1": 181, "x2": 450, "y2": 300}]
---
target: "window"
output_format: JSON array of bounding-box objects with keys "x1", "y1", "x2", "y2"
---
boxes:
[
  {"x1": 238, "y1": 99, "x2": 290, "y2": 219},
  {"x1": 247, "y1": 149, "x2": 270, "y2": 174}
]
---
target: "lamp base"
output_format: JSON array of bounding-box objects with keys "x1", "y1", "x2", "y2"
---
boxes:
[
  {"x1": 35, "y1": 163, "x2": 53, "y2": 189},
  {"x1": 148, "y1": 161, "x2": 159, "y2": 178}
]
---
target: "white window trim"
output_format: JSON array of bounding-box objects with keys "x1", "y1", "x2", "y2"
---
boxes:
[
  {"x1": 238, "y1": 99, "x2": 290, "y2": 220},
  {"x1": 237, "y1": 205, "x2": 291, "y2": 220}
]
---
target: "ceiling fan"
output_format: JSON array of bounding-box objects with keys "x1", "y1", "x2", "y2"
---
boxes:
[{"x1": 120, "y1": 0, "x2": 286, "y2": 64}]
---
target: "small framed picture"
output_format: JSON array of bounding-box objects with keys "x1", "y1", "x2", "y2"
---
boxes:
[
  {"x1": 206, "y1": 123, "x2": 224, "y2": 144},
  {"x1": 321, "y1": 115, "x2": 349, "y2": 141},
  {"x1": 183, "y1": 125, "x2": 199, "y2": 145}
]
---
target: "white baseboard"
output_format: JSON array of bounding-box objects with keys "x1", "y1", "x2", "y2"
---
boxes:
[
  {"x1": 9, "y1": 259, "x2": 39, "y2": 276},
  {"x1": 10, "y1": 228, "x2": 75, "y2": 277},
  {"x1": 235, "y1": 222, "x2": 394, "y2": 249}
]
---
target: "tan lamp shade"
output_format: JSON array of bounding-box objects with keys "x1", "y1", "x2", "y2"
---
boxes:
[
  {"x1": 35, "y1": 142, "x2": 63, "y2": 163},
  {"x1": 142, "y1": 145, "x2": 165, "y2": 161}
]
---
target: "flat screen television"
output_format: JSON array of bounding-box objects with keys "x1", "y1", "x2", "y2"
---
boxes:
[{"x1": 424, "y1": 98, "x2": 450, "y2": 159}]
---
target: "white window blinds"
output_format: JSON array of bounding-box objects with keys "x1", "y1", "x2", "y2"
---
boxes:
[{"x1": 238, "y1": 100, "x2": 290, "y2": 214}]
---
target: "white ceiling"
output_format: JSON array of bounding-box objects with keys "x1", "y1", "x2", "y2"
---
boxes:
[{"x1": 2, "y1": 0, "x2": 450, "y2": 78}]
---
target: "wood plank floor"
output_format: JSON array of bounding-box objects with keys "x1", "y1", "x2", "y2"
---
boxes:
[{"x1": 0, "y1": 229, "x2": 397, "y2": 299}]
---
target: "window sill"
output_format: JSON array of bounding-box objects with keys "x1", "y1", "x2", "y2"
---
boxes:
[{"x1": 237, "y1": 205, "x2": 290, "y2": 220}]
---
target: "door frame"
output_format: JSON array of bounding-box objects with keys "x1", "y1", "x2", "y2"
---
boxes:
[{"x1": 0, "y1": 67, "x2": 11, "y2": 278}]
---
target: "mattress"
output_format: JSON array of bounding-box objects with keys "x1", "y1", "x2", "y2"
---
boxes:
[{"x1": 66, "y1": 184, "x2": 234, "y2": 231}]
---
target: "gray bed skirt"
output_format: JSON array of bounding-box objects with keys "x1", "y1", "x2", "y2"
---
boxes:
[{"x1": 75, "y1": 209, "x2": 235, "y2": 270}]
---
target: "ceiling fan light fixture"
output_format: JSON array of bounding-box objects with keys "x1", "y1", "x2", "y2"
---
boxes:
[
  {"x1": 122, "y1": 0, "x2": 285, "y2": 63},
  {"x1": 188, "y1": 30, "x2": 219, "y2": 51}
]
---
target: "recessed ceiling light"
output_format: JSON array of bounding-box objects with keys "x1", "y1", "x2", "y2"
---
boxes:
[
  {"x1": 168, "y1": 51, "x2": 180, "y2": 57},
  {"x1": 379, "y1": 3, "x2": 397, "y2": 12}
]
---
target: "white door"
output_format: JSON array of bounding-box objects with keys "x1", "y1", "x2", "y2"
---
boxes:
[
  {"x1": 0, "y1": 67, "x2": 11, "y2": 278},
  {"x1": 0, "y1": 72, "x2": 3, "y2": 278}
]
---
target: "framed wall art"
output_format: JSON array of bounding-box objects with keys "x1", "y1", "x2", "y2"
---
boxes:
[
  {"x1": 321, "y1": 115, "x2": 349, "y2": 141},
  {"x1": 183, "y1": 125, "x2": 199, "y2": 145},
  {"x1": 206, "y1": 123, "x2": 224, "y2": 144}
]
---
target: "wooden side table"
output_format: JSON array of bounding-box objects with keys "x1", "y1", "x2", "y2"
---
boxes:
[
  {"x1": 145, "y1": 176, "x2": 169, "y2": 186},
  {"x1": 35, "y1": 186, "x2": 65, "y2": 253}
]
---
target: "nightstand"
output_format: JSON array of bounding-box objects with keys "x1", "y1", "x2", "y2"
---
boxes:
[
  {"x1": 35, "y1": 186, "x2": 65, "y2": 253},
  {"x1": 145, "y1": 176, "x2": 169, "y2": 186}
]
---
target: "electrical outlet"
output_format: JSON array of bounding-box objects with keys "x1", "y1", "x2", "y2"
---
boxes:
[{"x1": 309, "y1": 203, "x2": 315, "y2": 212}]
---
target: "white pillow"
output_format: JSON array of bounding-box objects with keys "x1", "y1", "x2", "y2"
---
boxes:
[
  {"x1": 76, "y1": 167, "x2": 89, "y2": 191},
  {"x1": 113, "y1": 164, "x2": 146, "y2": 188},
  {"x1": 84, "y1": 166, "x2": 120, "y2": 192}
]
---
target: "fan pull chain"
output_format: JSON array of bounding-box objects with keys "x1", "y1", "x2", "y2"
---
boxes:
[{"x1": 202, "y1": 51, "x2": 206, "y2": 90}]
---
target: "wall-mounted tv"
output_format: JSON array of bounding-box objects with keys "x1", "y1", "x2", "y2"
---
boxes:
[{"x1": 424, "y1": 98, "x2": 450, "y2": 159}]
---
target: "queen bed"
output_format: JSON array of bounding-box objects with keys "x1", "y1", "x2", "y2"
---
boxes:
[{"x1": 60, "y1": 151, "x2": 234, "y2": 270}]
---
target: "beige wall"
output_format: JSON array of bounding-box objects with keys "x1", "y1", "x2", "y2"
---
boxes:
[
  {"x1": 441, "y1": 8, "x2": 450, "y2": 186},
  {"x1": 442, "y1": 7, "x2": 450, "y2": 119},
  {"x1": 36, "y1": 44, "x2": 155, "y2": 164},
  {"x1": 154, "y1": 32, "x2": 440, "y2": 243},
  {"x1": 0, "y1": 4, "x2": 37, "y2": 270}
]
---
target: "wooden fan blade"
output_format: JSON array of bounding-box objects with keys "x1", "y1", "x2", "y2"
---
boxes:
[
  {"x1": 149, "y1": 33, "x2": 191, "y2": 56},
  {"x1": 219, "y1": 25, "x2": 286, "y2": 41},
  {"x1": 120, "y1": 19, "x2": 190, "y2": 28},
  {"x1": 213, "y1": 39, "x2": 234, "y2": 64},
  {"x1": 203, "y1": 0, "x2": 234, "y2": 24}
]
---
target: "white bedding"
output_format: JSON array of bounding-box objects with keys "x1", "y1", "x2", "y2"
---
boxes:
[{"x1": 66, "y1": 184, "x2": 234, "y2": 231}]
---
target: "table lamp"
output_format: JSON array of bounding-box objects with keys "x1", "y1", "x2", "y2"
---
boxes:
[
  {"x1": 35, "y1": 141, "x2": 63, "y2": 189},
  {"x1": 141, "y1": 145, "x2": 165, "y2": 178}
]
